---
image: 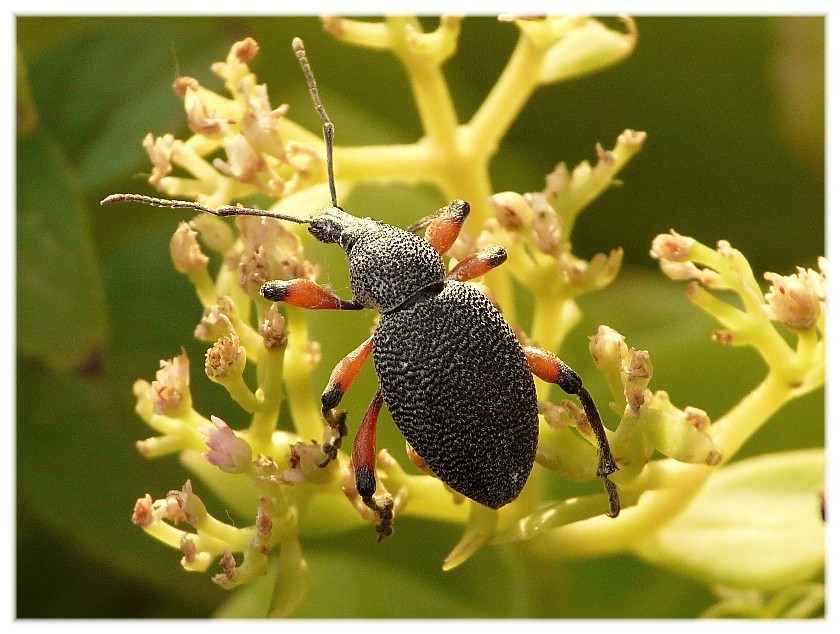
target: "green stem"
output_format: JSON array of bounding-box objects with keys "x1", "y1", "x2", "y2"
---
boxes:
[
  {"x1": 534, "y1": 460, "x2": 711, "y2": 557},
  {"x1": 387, "y1": 17, "x2": 460, "y2": 150},
  {"x1": 248, "y1": 346, "x2": 286, "y2": 452},
  {"x1": 468, "y1": 34, "x2": 542, "y2": 161},
  {"x1": 335, "y1": 142, "x2": 439, "y2": 187},
  {"x1": 709, "y1": 372, "x2": 794, "y2": 461},
  {"x1": 282, "y1": 307, "x2": 323, "y2": 442}
]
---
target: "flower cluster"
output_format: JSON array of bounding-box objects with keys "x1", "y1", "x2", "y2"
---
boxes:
[
  {"x1": 144, "y1": 37, "x2": 327, "y2": 209},
  {"x1": 650, "y1": 231, "x2": 825, "y2": 395},
  {"x1": 122, "y1": 16, "x2": 823, "y2": 618}
]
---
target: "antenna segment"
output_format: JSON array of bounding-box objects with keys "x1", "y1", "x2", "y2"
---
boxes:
[
  {"x1": 100, "y1": 194, "x2": 310, "y2": 224},
  {"x1": 293, "y1": 37, "x2": 338, "y2": 208}
]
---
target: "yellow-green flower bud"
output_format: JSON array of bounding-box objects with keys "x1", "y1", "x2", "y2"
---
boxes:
[
  {"x1": 189, "y1": 213, "x2": 235, "y2": 253},
  {"x1": 588, "y1": 325, "x2": 628, "y2": 370}
]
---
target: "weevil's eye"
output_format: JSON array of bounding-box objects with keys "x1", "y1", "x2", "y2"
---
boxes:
[{"x1": 339, "y1": 232, "x2": 356, "y2": 252}]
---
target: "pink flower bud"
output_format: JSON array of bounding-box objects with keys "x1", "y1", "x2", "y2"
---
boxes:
[{"x1": 200, "y1": 416, "x2": 253, "y2": 474}]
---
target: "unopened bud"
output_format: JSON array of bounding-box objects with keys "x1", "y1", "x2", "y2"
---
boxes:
[
  {"x1": 259, "y1": 304, "x2": 287, "y2": 349},
  {"x1": 189, "y1": 214, "x2": 235, "y2": 253},
  {"x1": 650, "y1": 229, "x2": 695, "y2": 262},
  {"x1": 200, "y1": 415, "x2": 253, "y2": 474},
  {"x1": 763, "y1": 267, "x2": 823, "y2": 331},
  {"x1": 170, "y1": 221, "x2": 209, "y2": 274},
  {"x1": 205, "y1": 328, "x2": 246, "y2": 380},
  {"x1": 588, "y1": 325, "x2": 629, "y2": 370},
  {"x1": 488, "y1": 191, "x2": 533, "y2": 230}
]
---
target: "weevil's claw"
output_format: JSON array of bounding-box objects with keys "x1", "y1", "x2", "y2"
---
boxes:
[
  {"x1": 362, "y1": 494, "x2": 394, "y2": 541},
  {"x1": 319, "y1": 407, "x2": 348, "y2": 467},
  {"x1": 595, "y1": 447, "x2": 620, "y2": 517},
  {"x1": 603, "y1": 476, "x2": 620, "y2": 518}
]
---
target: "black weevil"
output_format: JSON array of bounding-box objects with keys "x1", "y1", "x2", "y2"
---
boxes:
[{"x1": 103, "y1": 37, "x2": 620, "y2": 539}]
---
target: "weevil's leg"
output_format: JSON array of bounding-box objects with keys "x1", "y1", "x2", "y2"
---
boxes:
[
  {"x1": 446, "y1": 246, "x2": 508, "y2": 282},
  {"x1": 407, "y1": 200, "x2": 471, "y2": 256},
  {"x1": 352, "y1": 390, "x2": 394, "y2": 541},
  {"x1": 523, "y1": 346, "x2": 621, "y2": 518},
  {"x1": 261, "y1": 279, "x2": 363, "y2": 310},
  {"x1": 318, "y1": 336, "x2": 375, "y2": 466}
]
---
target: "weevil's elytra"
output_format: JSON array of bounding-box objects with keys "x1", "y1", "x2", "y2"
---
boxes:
[
  {"x1": 101, "y1": 36, "x2": 620, "y2": 539},
  {"x1": 374, "y1": 280, "x2": 538, "y2": 508}
]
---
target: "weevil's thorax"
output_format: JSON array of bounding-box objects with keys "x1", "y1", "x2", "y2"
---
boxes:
[{"x1": 308, "y1": 207, "x2": 445, "y2": 312}]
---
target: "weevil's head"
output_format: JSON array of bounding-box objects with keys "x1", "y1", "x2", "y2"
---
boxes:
[
  {"x1": 306, "y1": 206, "x2": 357, "y2": 245},
  {"x1": 308, "y1": 207, "x2": 445, "y2": 313}
]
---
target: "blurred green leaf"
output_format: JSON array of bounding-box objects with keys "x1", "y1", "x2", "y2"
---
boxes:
[
  {"x1": 633, "y1": 449, "x2": 825, "y2": 590},
  {"x1": 16, "y1": 50, "x2": 38, "y2": 137},
  {"x1": 17, "y1": 131, "x2": 108, "y2": 371},
  {"x1": 23, "y1": 19, "x2": 231, "y2": 190},
  {"x1": 16, "y1": 354, "x2": 226, "y2": 615}
]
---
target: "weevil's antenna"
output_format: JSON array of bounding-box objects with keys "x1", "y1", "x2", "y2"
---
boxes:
[
  {"x1": 293, "y1": 37, "x2": 338, "y2": 209},
  {"x1": 100, "y1": 193, "x2": 311, "y2": 224}
]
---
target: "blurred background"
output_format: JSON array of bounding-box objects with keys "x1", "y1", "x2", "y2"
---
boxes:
[{"x1": 16, "y1": 16, "x2": 823, "y2": 618}]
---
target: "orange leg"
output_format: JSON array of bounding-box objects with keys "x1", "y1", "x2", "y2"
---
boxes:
[
  {"x1": 523, "y1": 345, "x2": 621, "y2": 518},
  {"x1": 446, "y1": 246, "x2": 507, "y2": 282},
  {"x1": 351, "y1": 391, "x2": 383, "y2": 498},
  {"x1": 322, "y1": 336, "x2": 374, "y2": 409},
  {"x1": 351, "y1": 391, "x2": 393, "y2": 540},
  {"x1": 261, "y1": 278, "x2": 362, "y2": 310},
  {"x1": 408, "y1": 200, "x2": 471, "y2": 255},
  {"x1": 318, "y1": 336, "x2": 374, "y2": 466}
]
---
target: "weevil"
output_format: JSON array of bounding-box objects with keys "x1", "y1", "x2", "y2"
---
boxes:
[{"x1": 103, "y1": 37, "x2": 620, "y2": 539}]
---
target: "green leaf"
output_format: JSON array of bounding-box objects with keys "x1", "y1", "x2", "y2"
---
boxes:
[
  {"x1": 17, "y1": 132, "x2": 109, "y2": 370},
  {"x1": 633, "y1": 449, "x2": 824, "y2": 590},
  {"x1": 16, "y1": 48, "x2": 38, "y2": 137},
  {"x1": 22, "y1": 19, "x2": 231, "y2": 190}
]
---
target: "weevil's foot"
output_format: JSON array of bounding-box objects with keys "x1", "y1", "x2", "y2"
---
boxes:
[
  {"x1": 318, "y1": 407, "x2": 348, "y2": 467},
  {"x1": 602, "y1": 476, "x2": 620, "y2": 518},
  {"x1": 596, "y1": 450, "x2": 618, "y2": 479},
  {"x1": 363, "y1": 494, "x2": 394, "y2": 541},
  {"x1": 318, "y1": 443, "x2": 339, "y2": 468}
]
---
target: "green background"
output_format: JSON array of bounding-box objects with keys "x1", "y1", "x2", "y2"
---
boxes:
[{"x1": 16, "y1": 16, "x2": 823, "y2": 618}]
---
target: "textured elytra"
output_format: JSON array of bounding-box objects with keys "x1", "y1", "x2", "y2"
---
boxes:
[
  {"x1": 346, "y1": 222, "x2": 445, "y2": 312},
  {"x1": 374, "y1": 280, "x2": 539, "y2": 509}
]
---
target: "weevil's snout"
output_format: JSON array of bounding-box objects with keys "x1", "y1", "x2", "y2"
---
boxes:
[{"x1": 307, "y1": 206, "x2": 357, "y2": 245}]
